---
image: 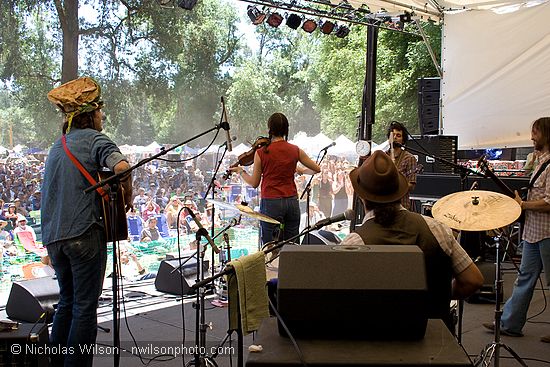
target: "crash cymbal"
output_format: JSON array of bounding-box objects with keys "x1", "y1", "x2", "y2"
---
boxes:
[
  {"x1": 235, "y1": 204, "x2": 281, "y2": 224},
  {"x1": 432, "y1": 190, "x2": 521, "y2": 231},
  {"x1": 206, "y1": 199, "x2": 281, "y2": 224}
]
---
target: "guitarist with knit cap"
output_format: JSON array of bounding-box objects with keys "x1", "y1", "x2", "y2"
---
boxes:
[{"x1": 42, "y1": 77, "x2": 132, "y2": 366}]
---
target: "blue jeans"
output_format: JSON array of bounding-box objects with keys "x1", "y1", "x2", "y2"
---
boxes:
[
  {"x1": 260, "y1": 197, "x2": 300, "y2": 245},
  {"x1": 47, "y1": 225, "x2": 107, "y2": 367},
  {"x1": 501, "y1": 238, "x2": 550, "y2": 334}
]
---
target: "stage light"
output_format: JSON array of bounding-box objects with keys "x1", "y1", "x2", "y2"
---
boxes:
[
  {"x1": 247, "y1": 6, "x2": 266, "y2": 25},
  {"x1": 302, "y1": 19, "x2": 317, "y2": 33},
  {"x1": 267, "y1": 12, "x2": 283, "y2": 28},
  {"x1": 178, "y1": 0, "x2": 197, "y2": 10},
  {"x1": 286, "y1": 14, "x2": 302, "y2": 29},
  {"x1": 335, "y1": 25, "x2": 350, "y2": 38},
  {"x1": 320, "y1": 20, "x2": 335, "y2": 35},
  {"x1": 400, "y1": 12, "x2": 412, "y2": 23}
]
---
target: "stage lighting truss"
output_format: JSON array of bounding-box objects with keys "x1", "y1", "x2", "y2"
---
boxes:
[
  {"x1": 235, "y1": 0, "x2": 429, "y2": 36},
  {"x1": 248, "y1": 5, "x2": 267, "y2": 25}
]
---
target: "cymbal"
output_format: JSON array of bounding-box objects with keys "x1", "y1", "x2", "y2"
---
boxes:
[
  {"x1": 432, "y1": 190, "x2": 521, "y2": 231},
  {"x1": 206, "y1": 199, "x2": 281, "y2": 224}
]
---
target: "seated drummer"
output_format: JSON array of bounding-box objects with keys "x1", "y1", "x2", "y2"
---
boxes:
[{"x1": 342, "y1": 151, "x2": 484, "y2": 332}]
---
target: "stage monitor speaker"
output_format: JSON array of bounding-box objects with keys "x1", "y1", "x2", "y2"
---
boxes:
[
  {"x1": 277, "y1": 245, "x2": 428, "y2": 340},
  {"x1": 155, "y1": 257, "x2": 209, "y2": 295},
  {"x1": 418, "y1": 77, "x2": 440, "y2": 135},
  {"x1": 0, "y1": 322, "x2": 49, "y2": 366},
  {"x1": 409, "y1": 135, "x2": 458, "y2": 174},
  {"x1": 466, "y1": 261, "x2": 503, "y2": 304},
  {"x1": 6, "y1": 277, "x2": 59, "y2": 323}
]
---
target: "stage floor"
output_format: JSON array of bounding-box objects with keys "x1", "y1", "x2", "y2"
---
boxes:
[
  {"x1": 91, "y1": 264, "x2": 549, "y2": 367},
  {"x1": 0, "y1": 259, "x2": 548, "y2": 366}
]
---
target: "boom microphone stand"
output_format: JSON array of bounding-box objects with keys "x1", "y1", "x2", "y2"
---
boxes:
[
  {"x1": 85, "y1": 122, "x2": 229, "y2": 367},
  {"x1": 299, "y1": 146, "x2": 329, "y2": 244}
]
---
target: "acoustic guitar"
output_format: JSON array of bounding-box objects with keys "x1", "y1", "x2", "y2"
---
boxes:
[{"x1": 98, "y1": 170, "x2": 128, "y2": 242}]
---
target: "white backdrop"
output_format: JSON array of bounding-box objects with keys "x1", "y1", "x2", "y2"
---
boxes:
[{"x1": 441, "y1": 1, "x2": 550, "y2": 149}]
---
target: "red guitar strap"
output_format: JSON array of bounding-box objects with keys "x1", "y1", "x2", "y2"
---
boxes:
[{"x1": 61, "y1": 134, "x2": 109, "y2": 202}]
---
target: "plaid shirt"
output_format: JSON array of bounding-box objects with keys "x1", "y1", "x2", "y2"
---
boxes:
[
  {"x1": 523, "y1": 151, "x2": 550, "y2": 243},
  {"x1": 390, "y1": 149, "x2": 417, "y2": 210}
]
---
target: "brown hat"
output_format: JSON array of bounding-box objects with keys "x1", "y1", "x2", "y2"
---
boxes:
[
  {"x1": 47, "y1": 76, "x2": 103, "y2": 133},
  {"x1": 349, "y1": 150, "x2": 408, "y2": 203}
]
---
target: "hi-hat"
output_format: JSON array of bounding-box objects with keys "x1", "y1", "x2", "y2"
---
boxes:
[
  {"x1": 207, "y1": 199, "x2": 280, "y2": 224},
  {"x1": 432, "y1": 190, "x2": 521, "y2": 231}
]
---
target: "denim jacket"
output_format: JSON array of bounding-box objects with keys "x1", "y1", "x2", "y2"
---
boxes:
[{"x1": 41, "y1": 128, "x2": 126, "y2": 245}]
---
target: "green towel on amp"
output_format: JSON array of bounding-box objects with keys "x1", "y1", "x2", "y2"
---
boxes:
[{"x1": 226, "y1": 251, "x2": 269, "y2": 334}]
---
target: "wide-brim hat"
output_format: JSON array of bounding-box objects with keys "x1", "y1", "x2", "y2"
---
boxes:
[{"x1": 349, "y1": 150, "x2": 409, "y2": 203}]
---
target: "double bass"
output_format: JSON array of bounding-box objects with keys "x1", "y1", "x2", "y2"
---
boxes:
[{"x1": 222, "y1": 136, "x2": 270, "y2": 180}]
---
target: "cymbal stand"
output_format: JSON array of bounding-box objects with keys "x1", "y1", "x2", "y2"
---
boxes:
[{"x1": 474, "y1": 235, "x2": 527, "y2": 367}]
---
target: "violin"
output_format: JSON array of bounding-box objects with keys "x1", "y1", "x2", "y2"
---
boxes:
[{"x1": 223, "y1": 136, "x2": 270, "y2": 180}]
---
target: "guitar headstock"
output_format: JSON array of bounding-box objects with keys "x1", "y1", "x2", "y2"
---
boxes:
[{"x1": 477, "y1": 155, "x2": 489, "y2": 175}]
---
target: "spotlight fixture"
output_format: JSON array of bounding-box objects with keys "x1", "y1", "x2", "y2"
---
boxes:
[
  {"x1": 286, "y1": 14, "x2": 302, "y2": 30},
  {"x1": 320, "y1": 20, "x2": 335, "y2": 35},
  {"x1": 267, "y1": 12, "x2": 283, "y2": 28},
  {"x1": 178, "y1": 0, "x2": 197, "y2": 10},
  {"x1": 400, "y1": 12, "x2": 412, "y2": 23},
  {"x1": 247, "y1": 6, "x2": 266, "y2": 25},
  {"x1": 335, "y1": 25, "x2": 350, "y2": 38},
  {"x1": 302, "y1": 19, "x2": 317, "y2": 33}
]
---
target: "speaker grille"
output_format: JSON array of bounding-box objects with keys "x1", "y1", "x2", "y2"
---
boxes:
[
  {"x1": 418, "y1": 77, "x2": 441, "y2": 135},
  {"x1": 409, "y1": 135, "x2": 458, "y2": 174}
]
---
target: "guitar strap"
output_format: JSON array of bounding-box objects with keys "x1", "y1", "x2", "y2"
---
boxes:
[
  {"x1": 527, "y1": 159, "x2": 550, "y2": 190},
  {"x1": 61, "y1": 134, "x2": 109, "y2": 202}
]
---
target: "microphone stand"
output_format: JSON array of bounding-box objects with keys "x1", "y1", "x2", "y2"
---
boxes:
[
  {"x1": 299, "y1": 148, "x2": 328, "y2": 244},
  {"x1": 399, "y1": 142, "x2": 484, "y2": 343},
  {"x1": 84, "y1": 123, "x2": 227, "y2": 367}
]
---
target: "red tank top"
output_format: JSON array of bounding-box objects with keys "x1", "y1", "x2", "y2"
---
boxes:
[{"x1": 257, "y1": 140, "x2": 299, "y2": 199}]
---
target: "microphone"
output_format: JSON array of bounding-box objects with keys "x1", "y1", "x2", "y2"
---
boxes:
[
  {"x1": 320, "y1": 142, "x2": 336, "y2": 151},
  {"x1": 186, "y1": 207, "x2": 220, "y2": 253},
  {"x1": 221, "y1": 97, "x2": 232, "y2": 152},
  {"x1": 221, "y1": 136, "x2": 237, "y2": 148},
  {"x1": 312, "y1": 209, "x2": 355, "y2": 229}
]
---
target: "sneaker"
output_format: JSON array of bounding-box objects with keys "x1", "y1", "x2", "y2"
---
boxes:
[
  {"x1": 482, "y1": 322, "x2": 523, "y2": 337},
  {"x1": 541, "y1": 335, "x2": 550, "y2": 343}
]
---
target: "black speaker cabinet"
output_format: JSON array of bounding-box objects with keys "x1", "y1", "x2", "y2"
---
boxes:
[
  {"x1": 6, "y1": 277, "x2": 59, "y2": 323},
  {"x1": 467, "y1": 261, "x2": 503, "y2": 304},
  {"x1": 418, "y1": 77, "x2": 441, "y2": 135},
  {"x1": 277, "y1": 245, "x2": 428, "y2": 340},
  {"x1": 409, "y1": 135, "x2": 458, "y2": 174},
  {"x1": 0, "y1": 322, "x2": 49, "y2": 366},
  {"x1": 155, "y1": 257, "x2": 209, "y2": 295}
]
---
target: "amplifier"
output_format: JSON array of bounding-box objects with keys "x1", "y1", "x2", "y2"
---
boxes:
[
  {"x1": 277, "y1": 245, "x2": 428, "y2": 340},
  {"x1": 409, "y1": 135, "x2": 458, "y2": 174}
]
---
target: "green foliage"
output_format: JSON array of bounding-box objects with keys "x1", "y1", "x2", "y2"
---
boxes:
[{"x1": 0, "y1": 0, "x2": 442, "y2": 150}]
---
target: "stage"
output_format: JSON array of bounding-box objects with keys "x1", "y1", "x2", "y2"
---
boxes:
[{"x1": 89, "y1": 265, "x2": 549, "y2": 367}]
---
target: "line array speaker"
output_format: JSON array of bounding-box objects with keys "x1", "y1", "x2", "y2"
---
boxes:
[{"x1": 418, "y1": 77, "x2": 440, "y2": 135}]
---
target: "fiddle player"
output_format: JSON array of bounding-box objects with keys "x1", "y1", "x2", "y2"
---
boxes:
[
  {"x1": 386, "y1": 121, "x2": 417, "y2": 210},
  {"x1": 341, "y1": 150, "x2": 483, "y2": 332},
  {"x1": 229, "y1": 112, "x2": 320, "y2": 245}
]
